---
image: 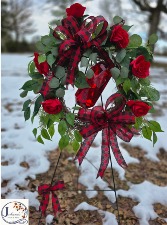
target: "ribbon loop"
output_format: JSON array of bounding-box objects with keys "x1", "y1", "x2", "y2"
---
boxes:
[
  {"x1": 38, "y1": 181, "x2": 64, "y2": 216},
  {"x1": 53, "y1": 15, "x2": 111, "y2": 85}
]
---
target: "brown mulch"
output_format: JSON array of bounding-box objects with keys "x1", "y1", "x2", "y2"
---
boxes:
[{"x1": 24, "y1": 144, "x2": 167, "y2": 225}]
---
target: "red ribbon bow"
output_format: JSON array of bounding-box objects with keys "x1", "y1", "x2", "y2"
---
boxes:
[
  {"x1": 54, "y1": 16, "x2": 114, "y2": 85},
  {"x1": 38, "y1": 181, "x2": 64, "y2": 216},
  {"x1": 75, "y1": 93, "x2": 138, "y2": 178}
]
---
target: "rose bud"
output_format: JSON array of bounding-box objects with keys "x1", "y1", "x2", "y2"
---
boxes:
[
  {"x1": 127, "y1": 100, "x2": 151, "y2": 117},
  {"x1": 42, "y1": 99, "x2": 63, "y2": 114},
  {"x1": 110, "y1": 25, "x2": 129, "y2": 49},
  {"x1": 33, "y1": 52, "x2": 49, "y2": 76},
  {"x1": 130, "y1": 55, "x2": 151, "y2": 78},
  {"x1": 66, "y1": 3, "x2": 86, "y2": 18}
]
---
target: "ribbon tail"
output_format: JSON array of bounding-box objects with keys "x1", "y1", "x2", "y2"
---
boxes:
[
  {"x1": 66, "y1": 47, "x2": 81, "y2": 85},
  {"x1": 75, "y1": 133, "x2": 97, "y2": 165},
  {"x1": 109, "y1": 129, "x2": 127, "y2": 169},
  {"x1": 40, "y1": 193, "x2": 49, "y2": 216},
  {"x1": 52, "y1": 193, "x2": 61, "y2": 216},
  {"x1": 97, "y1": 128, "x2": 110, "y2": 178}
]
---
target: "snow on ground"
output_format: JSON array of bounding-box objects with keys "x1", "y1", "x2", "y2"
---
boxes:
[{"x1": 1, "y1": 53, "x2": 167, "y2": 224}]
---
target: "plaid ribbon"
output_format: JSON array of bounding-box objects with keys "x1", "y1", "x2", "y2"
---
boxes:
[
  {"x1": 75, "y1": 93, "x2": 138, "y2": 178},
  {"x1": 39, "y1": 72, "x2": 54, "y2": 97},
  {"x1": 38, "y1": 181, "x2": 64, "y2": 216},
  {"x1": 54, "y1": 16, "x2": 112, "y2": 85}
]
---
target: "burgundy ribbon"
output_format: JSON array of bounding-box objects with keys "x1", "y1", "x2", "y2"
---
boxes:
[
  {"x1": 54, "y1": 16, "x2": 114, "y2": 85},
  {"x1": 75, "y1": 93, "x2": 138, "y2": 178},
  {"x1": 38, "y1": 181, "x2": 64, "y2": 216}
]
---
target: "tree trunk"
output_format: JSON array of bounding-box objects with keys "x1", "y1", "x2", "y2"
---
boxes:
[{"x1": 148, "y1": 0, "x2": 162, "y2": 52}]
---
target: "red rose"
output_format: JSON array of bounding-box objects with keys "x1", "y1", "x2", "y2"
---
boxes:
[
  {"x1": 42, "y1": 99, "x2": 63, "y2": 114},
  {"x1": 110, "y1": 25, "x2": 129, "y2": 49},
  {"x1": 127, "y1": 100, "x2": 151, "y2": 117},
  {"x1": 33, "y1": 52, "x2": 49, "y2": 76},
  {"x1": 66, "y1": 3, "x2": 86, "y2": 18},
  {"x1": 130, "y1": 55, "x2": 150, "y2": 78}
]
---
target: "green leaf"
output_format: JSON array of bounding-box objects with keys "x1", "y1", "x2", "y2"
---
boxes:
[
  {"x1": 54, "y1": 31, "x2": 66, "y2": 40},
  {"x1": 86, "y1": 68, "x2": 94, "y2": 79},
  {"x1": 41, "y1": 35, "x2": 55, "y2": 45},
  {"x1": 66, "y1": 113, "x2": 75, "y2": 126},
  {"x1": 48, "y1": 124, "x2": 55, "y2": 138},
  {"x1": 148, "y1": 34, "x2": 158, "y2": 45},
  {"x1": 59, "y1": 135, "x2": 69, "y2": 150},
  {"x1": 145, "y1": 87, "x2": 160, "y2": 101},
  {"x1": 110, "y1": 67, "x2": 120, "y2": 80},
  {"x1": 148, "y1": 120, "x2": 163, "y2": 132},
  {"x1": 123, "y1": 78, "x2": 131, "y2": 94},
  {"x1": 24, "y1": 107, "x2": 31, "y2": 121},
  {"x1": 136, "y1": 46, "x2": 152, "y2": 61},
  {"x1": 153, "y1": 132, "x2": 157, "y2": 146},
  {"x1": 116, "y1": 49, "x2": 126, "y2": 63},
  {"x1": 49, "y1": 77, "x2": 60, "y2": 88},
  {"x1": 131, "y1": 78, "x2": 140, "y2": 93},
  {"x1": 32, "y1": 128, "x2": 37, "y2": 138},
  {"x1": 89, "y1": 53, "x2": 98, "y2": 63},
  {"x1": 41, "y1": 128, "x2": 51, "y2": 140},
  {"x1": 37, "y1": 135, "x2": 44, "y2": 144},
  {"x1": 56, "y1": 88, "x2": 65, "y2": 97},
  {"x1": 21, "y1": 80, "x2": 41, "y2": 91},
  {"x1": 38, "y1": 54, "x2": 46, "y2": 63},
  {"x1": 36, "y1": 41, "x2": 45, "y2": 52},
  {"x1": 134, "y1": 117, "x2": 143, "y2": 130},
  {"x1": 51, "y1": 47, "x2": 58, "y2": 57},
  {"x1": 84, "y1": 49, "x2": 92, "y2": 57},
  {"x1": 139, "y1": 78, "x2": 151, "y2": 86},
  {"x1": 72, "y1": 106, "x2": 81, "y2": 110},
  {"x1": 29, "y1": 73, "x2": 43, "y2": 79},
  {"x1": 33, "y1": 80, "x2": 43, "y2": 93},
  {"x1": 123, "y1": 25, "x2": 133, "y2": 31},
  {"x1": 120, "y1": 54, "x2": 131, "y2": 68},
  {"x1": 74, "y1": 130, "x2": 82, "y2": 142},
  {"x1": 128, "y1": 34, "x2": 142, "y2": 48},
  {"x1": 142, "y1": 126, "x2": 152, "y2": 141},
  {"x1": 120, "y1": 66, "x2": 129, "y2": 78},
  {"x1": 55, "y1": 66, "x2": 66, "y2": 78},
  {"x1": 94, "y1": 22, "x2": 104, "y2": 36},
  {"x1": 75, "y1": 71, "x2": 90, "y2": 89},
  {"x1": 116, "y1": 76, "x2": 125, "y2": 86},
  {"x1": 28, "y1": 61, "x2": 35, "y2": 74},
  {"x1": 22, "y1": 99, "x2": 31, "y2": 111},
  {"x1": 58, "y1": 120, "x2": 68, "y2": 136},
  {"x1": 81, "y1": 57, "x2": 89, "y2": 67},
  {"x1": 72, "y1": 140, "x2": 80, "y2": 152},
  {"x1": 33, "y1": 95, "x2": 43, "y2": 117},
  {"x1": 47, "y1": 118, "x2": 54, "y2": 128},
  {"x1": 113, "y1": 16, "x2": 122, "y2": 24},
  {"x1": 20, "y1": 90, "x2": 28, "y2": 98},
  {"x1": 47, "y1": 54, "x2": 55, "y2": 67}
]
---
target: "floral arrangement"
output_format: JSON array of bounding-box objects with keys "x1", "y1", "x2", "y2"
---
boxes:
[{"x1": 20, "y1": 3, "x2": 163, "y2": 179}]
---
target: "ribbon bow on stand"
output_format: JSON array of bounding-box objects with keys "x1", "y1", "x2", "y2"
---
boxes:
[
  {"x1": 75, "y1": 93, "x2": 138, "y2": 178},
  {"x1": 38, "y1": 181, "x2": 65, "y2": 216},
  {"x1": 54, "y1": 16, "x2": 114, "y2": 85}
]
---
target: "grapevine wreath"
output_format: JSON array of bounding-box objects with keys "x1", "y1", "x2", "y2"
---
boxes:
[{"x1": 20, "y1": 3, "x2": 163, "y2": 218}]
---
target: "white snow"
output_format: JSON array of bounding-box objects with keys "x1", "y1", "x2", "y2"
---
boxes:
[
  {"x1": 74, "y1": 202, "x2": 118, "y2": 225},
  {"x1": 118, "y1": 181, "x2": 167, "y2": 225},
  {"x1": 1, "y1": 53, "x2": 167, "y2": 225}
]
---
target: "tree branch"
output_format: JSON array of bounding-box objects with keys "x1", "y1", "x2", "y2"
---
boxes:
[{"x1": 131, "y1": 0, "x2": 151, "y2": 11}]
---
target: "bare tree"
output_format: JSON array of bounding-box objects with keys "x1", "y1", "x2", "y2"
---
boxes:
[
  {"x1": 131, "y1": 0, "x2": 167, "y2": 50},
  {"x1": 7, "y1": 0, "x2": 36, "y2": 43}
]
